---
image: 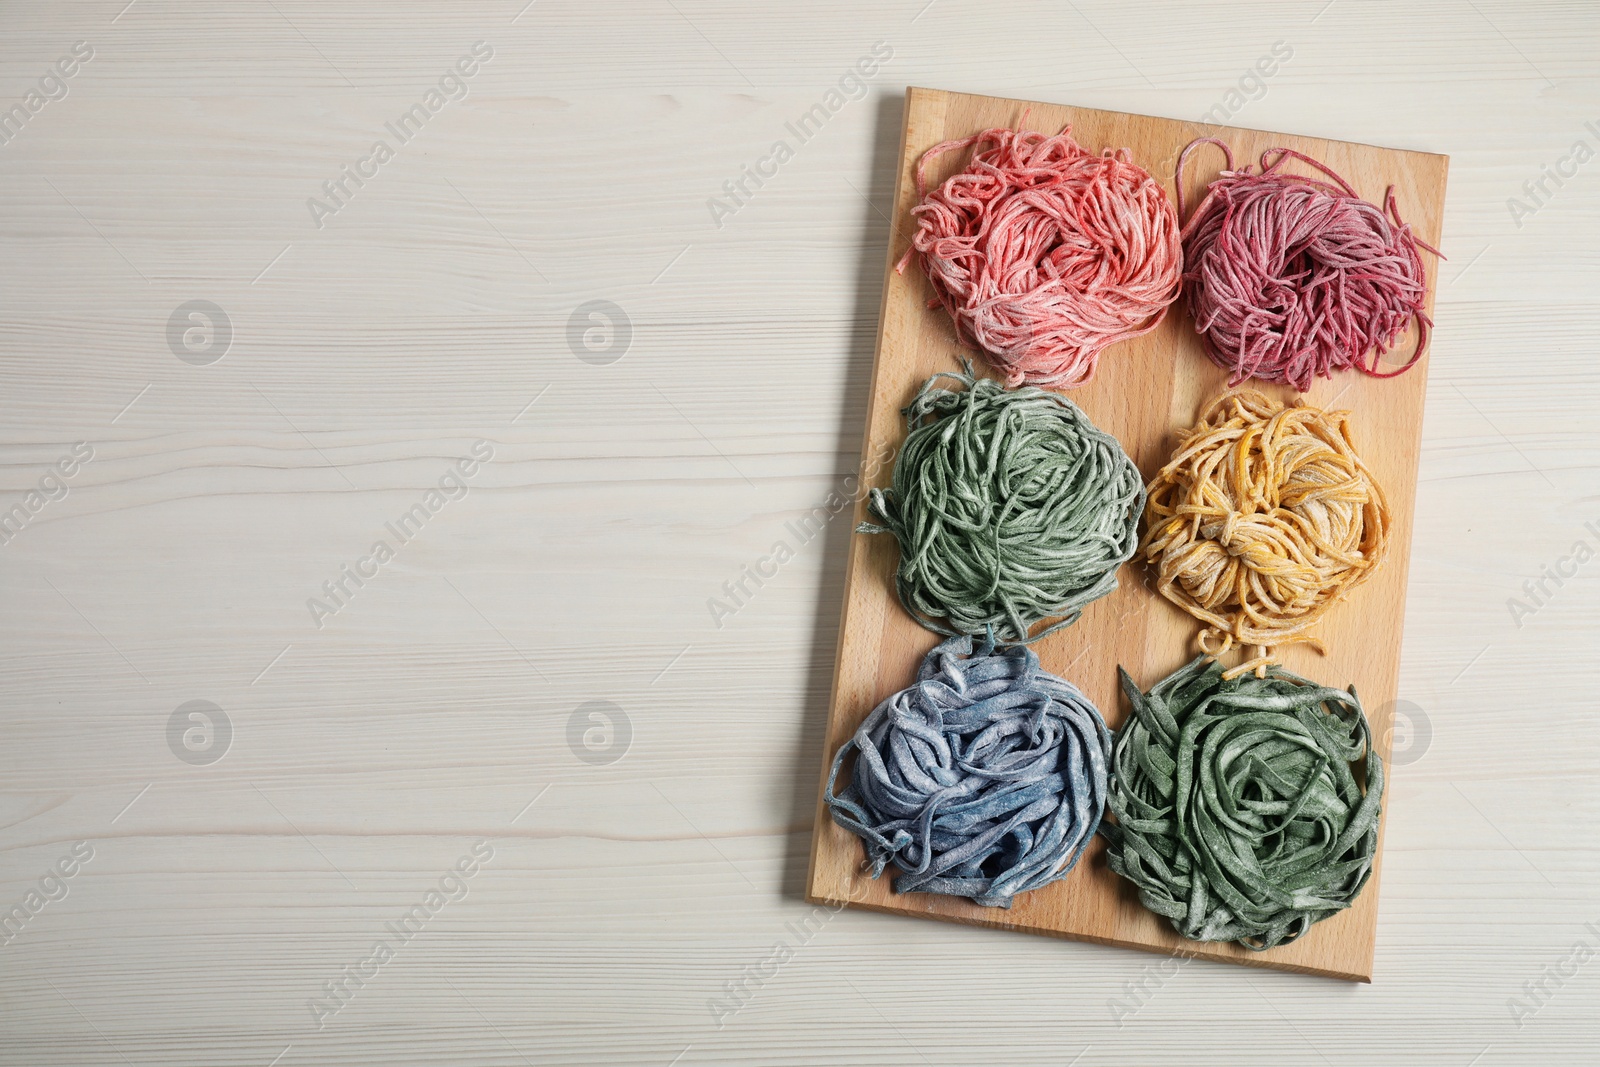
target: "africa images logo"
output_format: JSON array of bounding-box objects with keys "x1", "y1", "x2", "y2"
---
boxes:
[{"x1": 306, "y1": 41, "x2": 494, "y2": 229}]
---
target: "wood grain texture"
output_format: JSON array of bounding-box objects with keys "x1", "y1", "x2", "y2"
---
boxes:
[
  {"x1": 3, "y1": 1, "x2": 1600, "y2": 1063},
  {"x1": 807, "y1": 87, "x2": 1448, "y2": 981}
]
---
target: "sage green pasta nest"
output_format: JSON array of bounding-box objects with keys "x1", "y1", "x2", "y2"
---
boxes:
[
  {"x1": 1104, "y1": 656, "x2": 1385, "y2": 951},
  {"x1": 859, "y1": 367, "x2": 1144, "y2": 644}
]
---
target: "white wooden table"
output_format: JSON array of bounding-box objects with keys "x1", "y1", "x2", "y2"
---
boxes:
[{"x1": 2, "y1": 2, "x2": 1597, "y2": 1063}]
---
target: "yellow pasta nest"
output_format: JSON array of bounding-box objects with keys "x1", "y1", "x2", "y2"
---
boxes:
[{"x1": 1141, "y1": 388, "x2": 1390, "y2": 674}]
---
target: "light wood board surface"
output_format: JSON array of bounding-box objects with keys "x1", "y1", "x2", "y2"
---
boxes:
[
  {"x1": 806, "y1": 86, "x2": 1448, "y2": 982},
  {"x1": 3, "y1": 2, "x2": 1600, "y2": 1064}
]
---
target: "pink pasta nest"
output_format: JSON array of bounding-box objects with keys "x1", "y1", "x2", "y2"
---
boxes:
[{"x1": 897, "y1": 123, "x2": 1182, "y2": 389}]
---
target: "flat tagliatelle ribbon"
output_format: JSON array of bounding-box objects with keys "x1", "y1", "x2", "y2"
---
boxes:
[
  {"x1": 1102, "y1": 655, "x2": 1384, "y2": 950},
  {"x1": 826, "y1": 632, "x2": 1110, "y2": 909},
  {"x1": 860, "y1": 364, "x2": 1144, "y2": 645}
]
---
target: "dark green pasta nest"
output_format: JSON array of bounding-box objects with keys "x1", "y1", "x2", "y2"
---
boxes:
[
  {"x1": 1104, "y1": 656, "x2": 1385, "y2": 951},
  {"x1": 859, "y1": 367, "x2": 1144, "y2": 644}
]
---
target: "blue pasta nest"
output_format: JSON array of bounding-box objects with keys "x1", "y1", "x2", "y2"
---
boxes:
[{"x1": 825, "y1": 633, "x2": 1110, "y2": 908}]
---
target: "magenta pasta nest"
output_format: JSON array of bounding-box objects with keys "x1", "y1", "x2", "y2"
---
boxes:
[{"x1": 1175, "y1": 138, "x2": 1440, "y2": 392}]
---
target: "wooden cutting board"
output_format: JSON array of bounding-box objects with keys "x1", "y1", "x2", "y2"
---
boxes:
[{"x1": 805, "y1": 86, "x2": 1448, "y2": 982}]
